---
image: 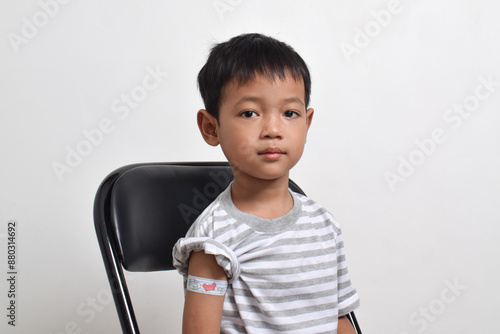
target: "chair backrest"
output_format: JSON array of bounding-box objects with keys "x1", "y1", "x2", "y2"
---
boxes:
[{"x1": 93, "y1": 162, "x2": 306, "y2": 333}]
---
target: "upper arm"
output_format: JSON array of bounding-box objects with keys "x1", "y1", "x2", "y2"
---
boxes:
[
  {"x1": 337, "y1": 315, "x2": 356, "y2": 334},
  {"x1": 182, "y1": 251, "x2": 227, "y2": 334}
]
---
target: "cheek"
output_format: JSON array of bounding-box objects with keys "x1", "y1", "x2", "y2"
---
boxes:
[
  {"x1": 219, "y1": 130, "x2": 252, "y2": 159},
  {"x1": 291, "y1": 126, "x2": 308, "y2": 142},
  {"x1": 234, "y1": 135, "x2": 254, "y2": 158},
  {"x1": 290, "y1": 132, "x2": 309, "y2": 156}
]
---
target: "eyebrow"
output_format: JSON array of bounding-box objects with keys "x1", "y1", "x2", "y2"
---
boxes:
[{"x1": 235, "y1": 96, "x2": 305, "y2": 106}]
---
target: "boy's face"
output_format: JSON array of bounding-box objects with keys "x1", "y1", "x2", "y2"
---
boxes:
[{"x1": 198, "y1": 74, "x2": 313, "y2": 183}]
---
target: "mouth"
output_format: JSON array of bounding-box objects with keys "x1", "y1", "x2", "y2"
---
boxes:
[{"x1": 258, "y1": 147, "x2": 285, "y2": 159}]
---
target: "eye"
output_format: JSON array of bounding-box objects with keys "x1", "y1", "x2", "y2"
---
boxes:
[
  {"x1": 240, "y1": 110, "x2": 257, "y2": 118},
  {"x1": 283, "y1": 110, "x2": 299, "y2": 118}
]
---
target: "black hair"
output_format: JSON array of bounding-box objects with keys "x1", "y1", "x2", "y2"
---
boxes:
[{"x1": 197, "y1": 33, "x2": 311, "y2": 121}]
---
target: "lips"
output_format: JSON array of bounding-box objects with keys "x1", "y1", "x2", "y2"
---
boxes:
[{"x1": 258, "y1": 147, "x2": 285, "y2": 159}]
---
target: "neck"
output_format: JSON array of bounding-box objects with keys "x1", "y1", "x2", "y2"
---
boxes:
[{"x1": 230, "y1": 173, "x2": 293, "y2": 219}]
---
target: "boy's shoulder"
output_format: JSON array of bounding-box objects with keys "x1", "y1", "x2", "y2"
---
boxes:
[
  {"x1": 191, "y1": 186, "x2": 341, "y2": 232},
  {"x1": 292, "y1": 190, "x2": 331, "y2": 213},
  {"x1": 187, "y1": 185, "x2": 231, "y2": 234},
  {"x1": 291, "y1": 191, "x2": 343, "y2": 232}
]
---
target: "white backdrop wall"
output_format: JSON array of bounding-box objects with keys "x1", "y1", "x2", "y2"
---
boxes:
[{"x1": 1, "y1": 0, "x2": 499, "y2": 333}]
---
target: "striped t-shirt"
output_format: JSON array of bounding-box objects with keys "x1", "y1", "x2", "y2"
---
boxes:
[{"x1": 173, "y1": 184, "x2": 359, "y2": 333}]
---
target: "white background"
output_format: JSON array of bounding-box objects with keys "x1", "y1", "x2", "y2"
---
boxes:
[{"x1": 1, "y1": 0, "x2": 499, "y2": 333}]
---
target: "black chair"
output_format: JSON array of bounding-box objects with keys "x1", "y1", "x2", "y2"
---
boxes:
[{"x1": 93, "y1": 162, "x2": 361, "y2": 333}]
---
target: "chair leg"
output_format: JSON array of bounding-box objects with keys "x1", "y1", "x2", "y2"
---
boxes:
[{"x1": 346, "y1": 311, "x2": 362, "y2": 334}]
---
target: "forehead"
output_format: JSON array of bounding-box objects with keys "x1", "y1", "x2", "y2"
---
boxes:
[{"x1": 221, "y1": 73, "x2": 306, "y2": 106}]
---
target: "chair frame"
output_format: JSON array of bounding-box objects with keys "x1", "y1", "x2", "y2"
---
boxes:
[{"x1": 94, "y1": 162, "x2": 361, "y2": 333}]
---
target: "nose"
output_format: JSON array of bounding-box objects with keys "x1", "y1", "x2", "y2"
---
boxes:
[{"x1": 261, "y1": 113, "x2": 283, "y2": 139}]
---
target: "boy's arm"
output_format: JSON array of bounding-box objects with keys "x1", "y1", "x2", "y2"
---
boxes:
[
  {"x1": 182, "y1": 251, "x2": 227, "y2": 334},
  {"x1": 338, "y1": 315, "x2": 357, "y2": 334}
]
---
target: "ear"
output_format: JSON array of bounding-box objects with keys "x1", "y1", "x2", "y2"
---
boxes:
[
  {"x1": 197, "y1": 109, "x2": 220, "y2": 146},
  {"x1": 305, "y1": 108, "x2": 314, "y2": 131}
]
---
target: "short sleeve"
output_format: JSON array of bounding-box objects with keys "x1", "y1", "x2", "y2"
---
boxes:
[
  {"x1": 172, "y1": 237, "x2": 241, "y2": 283},
  {"x1": 335, "y1": 229, "x2": 360, "y2": 315}
]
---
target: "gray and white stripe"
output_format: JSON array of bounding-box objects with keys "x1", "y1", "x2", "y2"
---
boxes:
[{"x1": 173, "y1": 184, "x2": 359, "y2": 333}]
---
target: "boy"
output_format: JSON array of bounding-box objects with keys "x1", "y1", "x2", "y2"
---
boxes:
[{"x1": 173, "y1": 33, "x2": 359, "y2": 333}]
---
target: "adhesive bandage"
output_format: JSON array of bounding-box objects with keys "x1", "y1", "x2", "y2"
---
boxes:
[{"x1": 186, "y1": 275, "x2": 228, "y2": 296}]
